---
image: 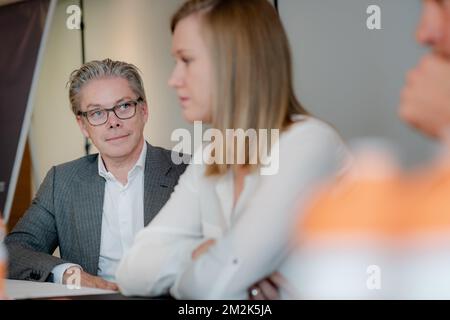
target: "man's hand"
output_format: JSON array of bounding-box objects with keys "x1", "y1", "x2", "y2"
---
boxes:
[
  {"x1": 399, "y1": 53, "x2": 450, "y2": 140},
  {"x1": 192, "y1": 239, "x2": 216, "y2": 260},
  {"x1": 248, "y1": 272, "x2": 288, "y2": 300},
  {"x1": 62, "y1": 266, "x2": 118, "y2": 291}
]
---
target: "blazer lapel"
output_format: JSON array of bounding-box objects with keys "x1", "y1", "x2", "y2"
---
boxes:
[
  {"x1": 74, "y1": 154, "x2": 105, "y2": 275},
  {"x1": 143, "y1": 143, "x2": 173, "y2": 226}
]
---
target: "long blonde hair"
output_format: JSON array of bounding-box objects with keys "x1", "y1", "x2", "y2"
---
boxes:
[{"x1": 172, "y1": 0, "x2": 309, "y2": 176}]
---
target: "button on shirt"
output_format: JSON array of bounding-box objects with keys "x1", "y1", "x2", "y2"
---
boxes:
[{"x1": 97, "y1": 142, "x2": 146, "y2": 282}]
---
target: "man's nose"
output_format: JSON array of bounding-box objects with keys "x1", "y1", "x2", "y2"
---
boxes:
[{"x1": 107, "y1": 110, "x2": 122, "y2": 128}]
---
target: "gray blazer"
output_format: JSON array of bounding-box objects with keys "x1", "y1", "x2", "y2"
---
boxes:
[{"x1": 5, "y1": 142, "x2": 187, "y2": 282}]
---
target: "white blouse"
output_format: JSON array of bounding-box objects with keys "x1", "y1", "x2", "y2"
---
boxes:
[{"x1": 116, "y1": 116, "x2": 351, "y2": 299}]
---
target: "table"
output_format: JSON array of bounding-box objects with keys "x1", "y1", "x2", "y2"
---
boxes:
[
  {"x1": 5, "y1": 279, "x2": 119, "y2": 300},
  {"x1": 4, "y1": 279, "x2": 171, "y2": 300}
]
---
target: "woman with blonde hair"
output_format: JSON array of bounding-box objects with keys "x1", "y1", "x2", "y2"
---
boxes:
[{"x1": 117, "y1": 0, "x2": 350, "y2": 299}]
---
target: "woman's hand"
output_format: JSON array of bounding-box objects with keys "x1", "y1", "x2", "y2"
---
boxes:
[{"x1": 248, "y1": 272, "x2": 288, "y2": 300}]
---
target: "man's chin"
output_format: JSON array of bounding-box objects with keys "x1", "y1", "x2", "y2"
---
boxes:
[{"x1": 98, "y1": 144, "x2": 133, "y2": 158}]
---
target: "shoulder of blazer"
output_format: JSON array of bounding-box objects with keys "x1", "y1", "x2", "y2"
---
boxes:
[
  {"x1": 51, "y1": 153, "x2": 100, "y2": 183},
  {"x1": 38, "y1": 154, "x2": 102, "y2": 213},
  {"x1": 145, "y1": 142, "x2": 189, "y2": 178}
]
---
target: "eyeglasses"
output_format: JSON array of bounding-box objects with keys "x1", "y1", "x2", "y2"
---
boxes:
[{"x1": 78, "y1": 97, "x2": 144, "y2": 126}]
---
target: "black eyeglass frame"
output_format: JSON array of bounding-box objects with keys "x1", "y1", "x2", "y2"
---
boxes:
[{"x1": 77, "y1": 97, "x2": 144, "y2": 126}]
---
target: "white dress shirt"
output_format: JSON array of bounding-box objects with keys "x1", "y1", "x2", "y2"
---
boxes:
[
  {"x1": 116, "y1": 116, "x2": 352, "y2": 298},
  {"x1": 51, "y1": 142, "x2": 147, "y2": 284}
]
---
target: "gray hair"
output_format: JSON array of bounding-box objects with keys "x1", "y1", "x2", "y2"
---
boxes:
[{"x1": 68, "y1": 58, "x2": 147, "y2": 115}]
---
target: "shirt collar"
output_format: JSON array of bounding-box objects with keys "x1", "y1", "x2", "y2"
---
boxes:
[{"x1": 98, "y1": 140, "x2": 147, "y2": 180}]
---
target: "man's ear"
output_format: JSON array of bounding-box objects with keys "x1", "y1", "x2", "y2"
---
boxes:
[
  {"x1": 76, "y1": 116, "x2": 90, "y2": 139},
  {"x1": 140, "y1": 103, "x2": 149, "y2": 123}
]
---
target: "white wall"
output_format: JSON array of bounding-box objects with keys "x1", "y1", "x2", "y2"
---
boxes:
[
  {"x1": 31, "y1": 0, "x2": 187, "y2": 188},
  {"x1": 279, "y1": 0, "x2": 438, "y2": 167},
  {"x1": 30, "y1": 0, "x2": 84, "y2": 190}
]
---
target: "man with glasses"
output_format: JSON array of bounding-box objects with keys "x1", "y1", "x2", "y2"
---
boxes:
[{"x1": 5, "y1": 59, "x2": 187, "y2": 290}]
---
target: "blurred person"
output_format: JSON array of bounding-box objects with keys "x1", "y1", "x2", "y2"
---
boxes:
[
  {"x1": 397, "y1": 152, "x2": 450, "y2": 299},
  {"x1": 286, "y1": 142, "x2": 450, "y2": 299},
  {"x1": 282, "y1": 143, "x2": 407, "y2": 299},
  {"x1": 116, "y1": 0, "x2": 350, "y2": 299},
  {"x1": 4, "y1": 59, "x2": 187, "y2": 290},
  {"x1": 284, "y1": 0, "x2": 450, "y2": 298},
  {"x1": 399, "y1": 0, "x2": 450, "y2": 140}
]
